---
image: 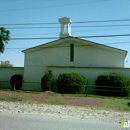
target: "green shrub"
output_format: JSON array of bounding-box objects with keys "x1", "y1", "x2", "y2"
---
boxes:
[
  {"x1": 10, "y1": 74, "x2": 23, "y2": 90},
  {"x1": 57, "y1": 73, "x2": 87, "y2": 94},
  {"x1": 95, "y1": 73, "x2": 130, "y2": 97},
  {"x1": 41, "y1": 70, "x2": 54, "y2": 91}
]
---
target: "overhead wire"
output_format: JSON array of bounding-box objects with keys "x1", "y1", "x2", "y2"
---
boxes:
[
  {"x1": 1, "y1": 18, "x2": 130, "y2": 26},
  {"x1": 0, "y1": 0, "x2": 106, "y2": 12},
  {"x1": 11, "y1": 27, "x2": 130, "y2": 36},
  {"x1": 6, "y1": 34, "x2": 130, "y2": 51},
  {"x1": 4, "y1": 24, "x2": 130, "y2": 30},
  {"x1": 1, "y1": 18, "x2": 130, "y2": 51},
  {"x1": 5, "y1": 41, "x2": 130, "y2": 50},
  {"x1": 10, "y1": 34, "x2": 130, "y2": 40}
]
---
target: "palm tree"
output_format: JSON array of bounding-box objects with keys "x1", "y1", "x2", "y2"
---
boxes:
[{"x1": 0, "y1": 27, "x2": 10, "y2": 53}]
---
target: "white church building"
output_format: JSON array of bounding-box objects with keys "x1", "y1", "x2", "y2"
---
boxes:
[{"x1": 22, "y1": 17, "x2": 128, "y2": 92}]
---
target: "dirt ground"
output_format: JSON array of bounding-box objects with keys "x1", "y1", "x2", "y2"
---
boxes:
[{"x1": 0, "y1": 101, "x2": 130, "y2": 124}]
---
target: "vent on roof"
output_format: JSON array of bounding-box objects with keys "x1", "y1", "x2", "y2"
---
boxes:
[{"x1": 59, "y1": 17, "x2": 72, "y2": 38}]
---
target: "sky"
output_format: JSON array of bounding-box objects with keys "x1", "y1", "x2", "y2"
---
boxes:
[{"x1": 0, "y1": 0, "x2": 130, "y2": 67}]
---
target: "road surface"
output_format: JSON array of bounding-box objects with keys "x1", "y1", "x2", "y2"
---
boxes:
[{"x1": 0, "y1": 112, "x2": 120, "y2": 130}]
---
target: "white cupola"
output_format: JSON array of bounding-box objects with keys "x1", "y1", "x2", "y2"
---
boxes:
[{"x1": 59, "y1": 17, "x2": 72, "y2": 38}]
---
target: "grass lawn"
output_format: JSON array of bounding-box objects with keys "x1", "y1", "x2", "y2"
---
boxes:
[{"x1": 0, "y1": 89, "x2": 130, "y2": 111}]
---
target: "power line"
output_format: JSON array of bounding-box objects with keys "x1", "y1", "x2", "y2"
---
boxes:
[
  {"x1": 80, "y1": 34, "x2": 130, "y2": 38},
  {"x1": 5, "y1": 41, "x2": 130, "y2": 50},
  {"x1": 10, "y1": 34, "x2": 130, "y2": 40},
  {"x1": 74, "y1": 19, "x2": 130, "y2": 23},
  {"x1": 1, "y1": 19, "x2": 130, "y2": 26},
  {"x1": 11, "y1": 32, "x2": 57, "y2": 36},
  {"x1": 0, "y1": 0, "x2": 105, "y2": 12},
  {"x1": 4, "y1": 24, "x2": 130, "y2": 30},
  {"x1": 0, "y1": 23, "x2": 59, "y2": 26},
  {"x1": 73, "y1": 27, "x2": 130, "y2": 33},
  {"x1": 11, "y1": 27, "x2": 130, "y2": 36},
  {"x1": 104, "y1": 41, "x2": 130, "y2": 45}
]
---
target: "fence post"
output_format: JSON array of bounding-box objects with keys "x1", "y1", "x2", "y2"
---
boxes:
[
  {"x1": 49, "y1": 85, "x2": 51, "y2": 91},
  {"x1": 86, "y1": 85, "x2": 87, "y2": 96}
]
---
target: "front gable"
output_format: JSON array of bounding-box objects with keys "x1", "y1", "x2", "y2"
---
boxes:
[
  {"x1": 23, "y1": 37, "x2": 127, "y2": 68},
  {"x1": 22, "y1": 37, "x2": 127, "y2": 55}
]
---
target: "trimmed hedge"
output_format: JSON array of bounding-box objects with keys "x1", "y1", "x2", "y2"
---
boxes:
[
  {"x1": 95, "y1": 73, "x2": 130, "y2": 97},
  {"x1": 41, "y1": 70, "x2": 54, "y2": 91},
  {"x1": 57, "y1": 73, "x2": 87, "y2": 94},
  {"x1": 10, "y1": 74, "x2": 23, "y2": 90}
]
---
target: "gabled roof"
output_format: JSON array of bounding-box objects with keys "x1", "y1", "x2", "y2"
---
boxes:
[{"x1": 22, "y1": 36, "x2": 127, "y2": 56}]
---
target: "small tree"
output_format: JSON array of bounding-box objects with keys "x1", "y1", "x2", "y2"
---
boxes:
[
  {"x1": 41, "y1": 70, "x2": 54, "y2": 91},
  {"x1": 0, "y1": 61, "x2": 13, "y2": 67},
  {"x1": 10, "y1": 74, "x2": 23, "y2": 90}
]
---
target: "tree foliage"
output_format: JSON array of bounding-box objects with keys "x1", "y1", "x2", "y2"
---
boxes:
[
  {"x1": 0, "y1": 27, "x2": 10, "y2": 53},
  {"x1": 57, "y1": 73, "x2": 87, "y2": 94},
  {"x1": 95, "y1": 73, "x2": 130, "y2": 97},
  {"x1": 0, "y1": 61, "x2": 13, "y2": 67},
  {"x1": 41, "y1": 70, "x2": 54, "y2": 91},
  {"x1": 10, "y1": 74, "x2": 23, "y2": 90}
]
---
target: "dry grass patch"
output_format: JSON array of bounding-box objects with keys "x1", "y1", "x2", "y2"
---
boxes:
[{"x1": 0, "y1": 90, "x2": 130, "y2": 111}]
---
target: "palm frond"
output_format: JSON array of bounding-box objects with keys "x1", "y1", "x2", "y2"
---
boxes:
[{"x1": 0, "y1": 27, "x2": 10, "y2": 53}]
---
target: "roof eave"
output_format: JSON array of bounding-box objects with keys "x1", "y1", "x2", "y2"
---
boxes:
[{"x1": 22, "y1": 36, "x2": 127, "y2": 55}]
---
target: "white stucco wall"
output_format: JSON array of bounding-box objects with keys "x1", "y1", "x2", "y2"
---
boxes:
[
  {"x1": 24, "y1": 40, "x2": 126, "y2": 67},
  {"x1": 0, "y1": 67, "x2": 24, "y2": 89},
  {"x1": 22, "y1": 65, "x2": 47, "y2": 91},
  {"x1": 23, "y1": 66, "x2": 130, "y2": 92},
  {"x1": 22, "y1": 39, "x2": 127, "y2": 91},
  {"x1": 48, "y1": 67, "x2": 130, "y2": 93}
]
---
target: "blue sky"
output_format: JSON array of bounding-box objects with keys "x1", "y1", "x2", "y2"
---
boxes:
[{"x1": 0, "y1": 0, "x2": 130, "y2": 67}]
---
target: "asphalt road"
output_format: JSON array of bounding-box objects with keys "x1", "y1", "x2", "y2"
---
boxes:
[{"x1": 0, "y1": 113, "x2": 118, "y2": 130}]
